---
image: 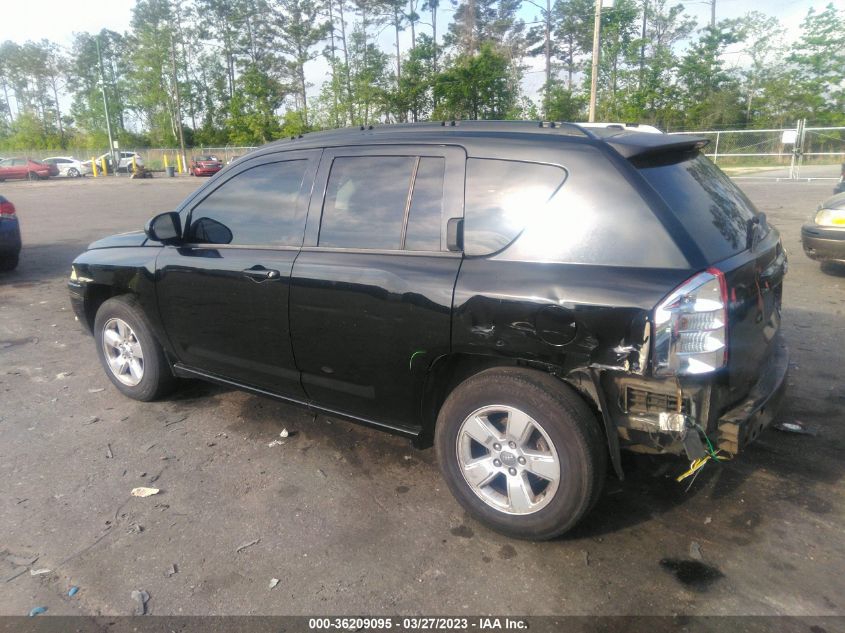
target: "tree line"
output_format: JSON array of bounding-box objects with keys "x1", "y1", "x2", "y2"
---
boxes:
[{"x1": 0, "y1": 0, "x2": 843, "y2": 151}]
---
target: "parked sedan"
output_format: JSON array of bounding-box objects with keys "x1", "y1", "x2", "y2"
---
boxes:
[
  {"x1": 189, "y1": 155, "x2": 223, "y2": 177},
  {"x1": 42, "y1": 156, "x2": 92, "y2": 178},
  {"x1": 0, "y1": 158, "x2": 58, "y2": 181},
  {"x1": 0, "y1": 195, "x2": 21, "y2": 271},
  {"x1": 802, "y1": 191, "x2": 845, "y2": 265}
]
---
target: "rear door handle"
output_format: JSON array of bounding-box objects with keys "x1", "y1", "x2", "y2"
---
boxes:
[{"x1": 242, "y1": 265, "x2": 281, "y2": 281}]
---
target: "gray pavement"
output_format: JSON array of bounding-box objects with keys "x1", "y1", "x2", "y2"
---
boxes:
[{"x1": 0, "y1": 175, "x2": 843, "y2": 617}]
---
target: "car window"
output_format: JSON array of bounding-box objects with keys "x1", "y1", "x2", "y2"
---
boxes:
[
  {"x1": 636, "y1": 152, "x2": 758, "y2": 261},
  {"x1": 404, "y1": 157, "x2": 445, "y2": 251},
  {"x1": 464, "y1": 158, "x2": 566, "y2": 256},
  {"x1": 318, "y1": 156, "x2": 416, "y2": 250},
  {"x1": 188, "y1": 160, "x2": 309, "y2": 246}
]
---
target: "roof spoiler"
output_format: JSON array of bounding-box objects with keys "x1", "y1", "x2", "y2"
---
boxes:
[{"x1": 601, "y1": 132, "x2": 710, "y2": 159}]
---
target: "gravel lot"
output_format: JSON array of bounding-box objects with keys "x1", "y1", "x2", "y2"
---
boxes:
[{"x1": 0, "y1": 175, "x2": 843, "y2": 618}]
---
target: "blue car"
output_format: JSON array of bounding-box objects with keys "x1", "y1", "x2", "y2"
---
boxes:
[{"x1": 0, "y1": 195, "x2": 21, "y2": 271}]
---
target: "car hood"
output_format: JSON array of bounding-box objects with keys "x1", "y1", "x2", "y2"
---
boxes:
[
  {"x1": 820, "y1": 192, "x2": 845, "y2": 210},
  {"x1": 88, "y1": 230, "x2": 149, "y2": 250}
]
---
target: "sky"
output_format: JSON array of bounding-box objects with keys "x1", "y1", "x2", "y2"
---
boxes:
[{"x1": 0, "y1": 0, "x2": 831, "y2": 106}]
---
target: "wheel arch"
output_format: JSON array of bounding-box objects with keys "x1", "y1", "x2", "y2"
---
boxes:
[{"x1": 418, "y1": 354, "x2": 607, "y2": 453}]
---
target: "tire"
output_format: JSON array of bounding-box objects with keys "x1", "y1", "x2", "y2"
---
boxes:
[
  {"x1": 94, "y1": 295, "x2": 177, "y2": 401},
  {"x1": 27, "y1": 171, "x2": 39, "y2": 181},
  {"x1": 0, "y1": 252, "x2": 19, "y2": 272},
  {"x1": 434, "y1": 367, "x2": 606, "y2": 540},
  {"x1": 67, "y1": 167, "x2": 80, "y2": 178}
]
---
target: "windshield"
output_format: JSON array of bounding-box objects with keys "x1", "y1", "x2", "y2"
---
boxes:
[{"x1": 637, "y1": 152, "x2": 759, "y2": 262}]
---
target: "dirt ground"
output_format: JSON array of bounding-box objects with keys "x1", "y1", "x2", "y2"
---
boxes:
[{"x1": 0, "y1": 175, "x2": 843, "y2": 618}]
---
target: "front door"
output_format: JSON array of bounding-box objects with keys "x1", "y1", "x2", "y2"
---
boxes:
[
  {"x1": 156, "y1": 150, "x2": 320, "y2": 399},
  {"x1": 290, "y1": 145, "x2": 465, "y2": 431}
]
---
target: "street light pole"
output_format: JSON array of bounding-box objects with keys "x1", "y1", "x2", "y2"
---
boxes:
[
  {"x1": 96, "y1": 36, "x2": 116, "y2": 175},
  {"x1": 588, "y1": 0, "x2": 602, "y2": 122},
  {"x1": 170, "y1": 32, "x2": 188, "y2": 174}
]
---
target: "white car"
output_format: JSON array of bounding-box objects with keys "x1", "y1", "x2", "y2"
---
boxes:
[
  {"x1": 91, "y1": 151, "x2": 144, "y2": 173},
  {"x1": 42, "y1": 156, "x2": 92, "y2": 178}
]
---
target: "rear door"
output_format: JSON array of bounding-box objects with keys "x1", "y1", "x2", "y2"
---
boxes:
[
  {"x1": 636, "y1": 152, "x2": 787, "y2": 403},
  {"x1": 289, "y1": 145, "x2": 465, "y2": 431},
  {"x1": 156, "y1": 150, "x2": 320, "y2": 399}
]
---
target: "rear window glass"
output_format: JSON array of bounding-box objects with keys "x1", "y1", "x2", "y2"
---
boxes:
[
  {"x1": 464, "y1": 159, "x2": 566, "y2": 256},
  {"x1": 637, "y1": 153, "x2": 757, "y2": 261}
]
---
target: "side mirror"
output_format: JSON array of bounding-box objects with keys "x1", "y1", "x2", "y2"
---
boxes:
[
  {"x1": 145, "y1": 211, "x2": 182, "y2": 245},
  {"x1": 446, "y1": 217, "x2": 464, "y2": 252}
]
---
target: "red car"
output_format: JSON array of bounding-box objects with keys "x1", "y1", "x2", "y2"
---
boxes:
[
  {"x1": 189, "y1": 155, "x2": 223, "y2": 177},
  {"x1": 0, "y1": 158, "x2": 58, "y2": 181}
]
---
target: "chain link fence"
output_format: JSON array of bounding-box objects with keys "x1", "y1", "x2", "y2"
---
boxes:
[
  {"x1": 0, "y1": 146, "x2": 258, "y2": 173},
  {"x1": 8, "y1": 124, "x2": 844, "y2": 180},
  {"x1": 669, "y1": 122, "x2": 845, "y2": 180}
]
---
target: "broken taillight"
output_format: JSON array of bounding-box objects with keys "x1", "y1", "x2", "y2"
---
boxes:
[{"x1": 652, "y1": 268, "x2": 728, "y2": 376}]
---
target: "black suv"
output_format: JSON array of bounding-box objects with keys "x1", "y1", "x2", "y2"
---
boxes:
[{"x1": 69, "y1": 121, "x2": 788, "y2": 539}]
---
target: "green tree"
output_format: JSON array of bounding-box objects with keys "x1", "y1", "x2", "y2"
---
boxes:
[
  {"x1": 785, "y1": 3, "x2": 845, "y2": 125},
  {"x1": 276, "y1": 0, "x2": 330, "y2": 127},
  {"x1": 434, "y1": 43, "x2": 517, "y2": 119}
]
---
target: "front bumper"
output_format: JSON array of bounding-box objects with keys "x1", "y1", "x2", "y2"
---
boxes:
[
  {"x1": 716, "y1": 335, "x2": 788, "y2": 454},
  {"x1": 802, "y1": 223, "x2": 845, "y2": 263},
  {"x1": 193, "y1": 167, "x2": 221, "y2": 176}
]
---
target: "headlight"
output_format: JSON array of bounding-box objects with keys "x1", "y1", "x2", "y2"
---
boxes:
[{"x1": 814, "y1": 208, "x2": 845, "y2": 227}]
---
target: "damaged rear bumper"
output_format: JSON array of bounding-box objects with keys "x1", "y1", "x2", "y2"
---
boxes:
[
  {"x1": 598, "y1": 334, "x2": 788, "y2": 458},
  {"x1": 716, "y1": 335, "x2": 789, "y2": 454}
]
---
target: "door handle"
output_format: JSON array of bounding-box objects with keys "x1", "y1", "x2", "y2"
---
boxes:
[{"x1": 242, "y1": 265, "x2": 281, "y2": 281}]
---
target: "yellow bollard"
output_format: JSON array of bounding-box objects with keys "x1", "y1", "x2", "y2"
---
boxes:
[
  {"x1": 131, "y1": 155, "x2": 137, "y2": 174},
  {"x1": 163, "y1": 154, "x2": 169, "y2": 169},
  {"x1": 91, "y1": 157, "x2": 98, "y2": 178},
  {"x1": 176, "y1": 153, "x2": 183, "y2": 174},
  {"x1": 100, "y1": 157, "x2": 108, "y2": 175}
]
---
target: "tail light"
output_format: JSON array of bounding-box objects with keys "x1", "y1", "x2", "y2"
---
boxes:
[
  {"x1": 652, "y1": 267, "x2": 728, "y2": 376},
  {"x1": 0, "y1": 199, "x2": 16, "y2": 219}
]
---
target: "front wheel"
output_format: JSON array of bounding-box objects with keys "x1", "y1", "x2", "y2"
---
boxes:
[
  {"x1": 435, "y1": 368, "x2": 606, "y2": 540},
  {"x1": 27, "y1": 171, "x2": 39, "y2": 181},
  {"x1": 67, "y1": 167, "x2": 80, "y2": 178},
  {"x1": 94, "y1": 296, "x2": 177, "y2": 401}
]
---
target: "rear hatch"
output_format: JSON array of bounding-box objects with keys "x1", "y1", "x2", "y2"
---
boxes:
[{"x1": 635, "y1": 150, "x2": 786, "y2": 406}]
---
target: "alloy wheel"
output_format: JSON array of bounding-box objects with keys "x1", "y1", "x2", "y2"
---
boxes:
[
  {"x1": 102, "y1": 317, "x2": 145, "y2": 386},
  {"x1": 456, "y1": 405, "x2": 560, "y2": 515}
]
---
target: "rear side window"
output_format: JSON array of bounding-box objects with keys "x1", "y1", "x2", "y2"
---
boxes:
[
  {"x1": 318, "y1": 155, "x2": 447, "y2": 251},
  {"x1": 405, "y1": 157, "x2": 445, "y2": 251},
  {"x1": 464, "y1": 159, "x2": 566, "y2": 256},
  {"x1": 188, "y1": 160, "x2": 308, "y2": 246},
  {"x1": 319, "y1": 156, "x2": 416, "y2": 249},
  {"x1": 637, "y1": 153, "x2": 757, "y2": 261}
]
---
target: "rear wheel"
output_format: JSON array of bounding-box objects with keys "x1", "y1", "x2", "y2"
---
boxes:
[
  {"x1": 435, "y1": 368, "x2": 606, "y2": 540},
  {"x1": 94, "y1": 296, "x2": 177, "y2": 401},
  {"x1": 0, "y1": 253, "x2": 19, "y2": 272}
]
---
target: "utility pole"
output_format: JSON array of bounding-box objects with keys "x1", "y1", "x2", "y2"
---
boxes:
[
  {"x1": 96, "y1": 36, "x2": 116, "y2": 175},
  {"x1": 639, "y1": 0, "x2": 647, "y2": 88},
  {"x1": 588, "y1": 0, "x2": 602, "y2": 122},
  {"x1": 710, "y1": 0, "x2": 715, "y2": 28},
  {"x1": 169, "y1": 32, "x2": 188, "y2": 174},
  {"x1": 545, "y1": 0, "x2": 551, "y2": 116}
]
